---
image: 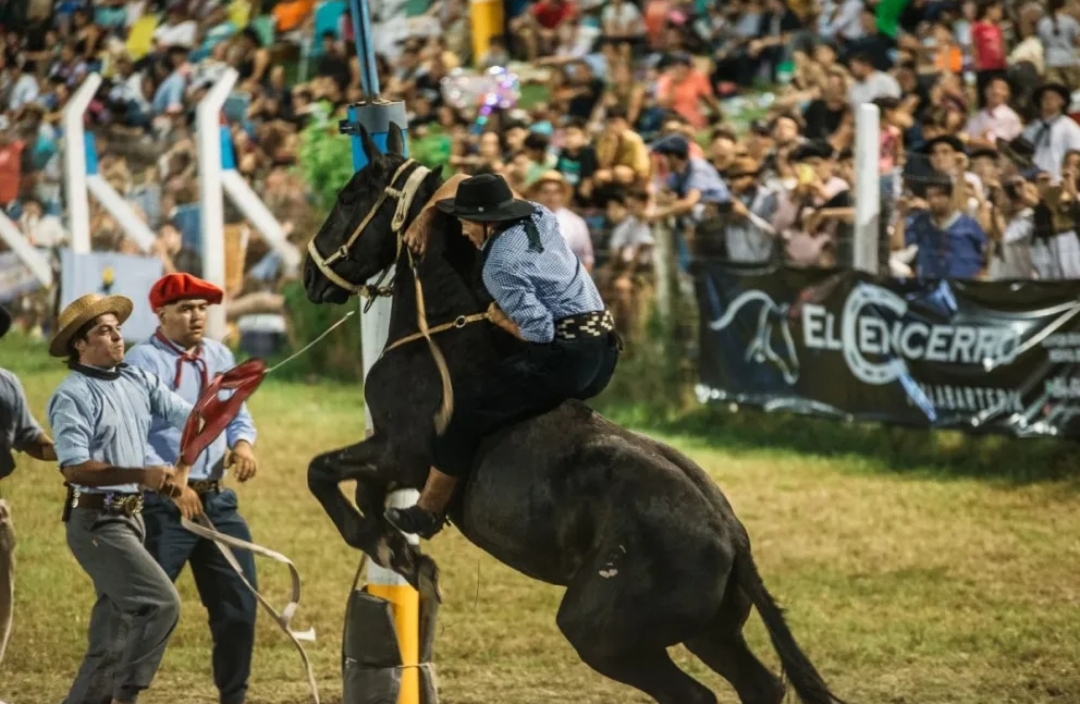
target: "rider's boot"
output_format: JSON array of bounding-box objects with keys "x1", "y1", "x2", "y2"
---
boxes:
[{"x1": 385, "y1": 467, "x2": 458, "y2": 539}]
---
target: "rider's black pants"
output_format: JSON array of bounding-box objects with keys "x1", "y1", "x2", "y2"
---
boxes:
[{"x1": 432, "y1": 331, "x2": 620, "y2": 478}]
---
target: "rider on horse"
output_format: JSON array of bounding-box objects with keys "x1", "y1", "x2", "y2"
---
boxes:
[{"x1": 385, "y1": 173, "x2": 621, "y2": 539}]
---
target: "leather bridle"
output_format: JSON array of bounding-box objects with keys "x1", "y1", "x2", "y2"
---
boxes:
[
  {"x1": 304, "y1": 157, "x2": 490, "y2": 434},
  {"x1": 306, "y1": 159, "x2": 431, "y2": 307}
]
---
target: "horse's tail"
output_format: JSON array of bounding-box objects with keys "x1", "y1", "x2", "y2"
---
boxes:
[{"x1": 732, "y1": 545, "x2": 850, "y2": 704}]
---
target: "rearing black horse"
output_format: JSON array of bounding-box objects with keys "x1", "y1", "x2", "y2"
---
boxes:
[{"x1": 302, "y1": 124, "x2": 850, "y2": 704}]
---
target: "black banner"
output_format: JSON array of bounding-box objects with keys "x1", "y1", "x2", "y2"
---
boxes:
[{"x1": 693, "y1": 262, "x2": 1080, "y2": 439}]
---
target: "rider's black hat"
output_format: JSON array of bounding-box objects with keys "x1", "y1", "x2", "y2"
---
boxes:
[{"x1": 435, "y1": 173, "x2": 536, "y2": 223}]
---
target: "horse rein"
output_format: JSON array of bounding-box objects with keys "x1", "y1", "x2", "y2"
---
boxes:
[{"x1": 306, "y1": 157, "x2": 492, "y2": 434}]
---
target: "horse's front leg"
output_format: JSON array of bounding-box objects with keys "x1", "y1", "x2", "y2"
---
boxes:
[
  {"x1": 308, "y1": 435, "x2": 439, "y2": 599},
  {"x1": 308, "y1": 433, "x2": 392, "y2": 556}
]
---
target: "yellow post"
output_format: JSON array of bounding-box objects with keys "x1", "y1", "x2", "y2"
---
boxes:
[
  {"x1": 470, "y1": 0, "x2": 504, "y2": 68},
  {"x1": 365, "y1": 490, "x2": 421, "y2": 704}
]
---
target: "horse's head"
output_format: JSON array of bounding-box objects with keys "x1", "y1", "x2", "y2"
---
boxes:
[{"x1": 303, "y1": 122, "x2": 443, "y2": 305}]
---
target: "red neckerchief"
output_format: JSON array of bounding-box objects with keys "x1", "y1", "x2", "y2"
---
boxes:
[{"x1": 153, "y1": 328, "x2": 208, "y2": 393}]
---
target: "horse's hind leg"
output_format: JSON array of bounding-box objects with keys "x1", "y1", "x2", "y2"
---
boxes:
[
  {"x1": 555, "y1": 560, "x2": 717, "y2": 704},
  {"x1": 684, "y1": 580, "x2": 785, "y2": 704}
]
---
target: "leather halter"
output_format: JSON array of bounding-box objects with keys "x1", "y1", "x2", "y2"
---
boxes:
[
  {"x1": 306, "y1": 159, "x2": 431, "y2": 299},
  {"x1": 304, "y1": 157, "x2": 491, "y2": 434}
]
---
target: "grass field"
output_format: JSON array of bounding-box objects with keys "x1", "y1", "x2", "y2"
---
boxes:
[{"x1": 2, "y1": 333, "x2": 1080, "y2": 704}]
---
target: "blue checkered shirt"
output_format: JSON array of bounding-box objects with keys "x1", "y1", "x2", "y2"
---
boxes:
[{"x1": 481, "y1": 204, "x2": 605, "y2": 343}]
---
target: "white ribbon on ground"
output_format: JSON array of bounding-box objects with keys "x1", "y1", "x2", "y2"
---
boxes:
[
  {"x1": 181, "y1": 514, "x2": 320, "y2": 704},
  {"x1": 0, "y1": 499, "x2": 13, "y2": 671}
]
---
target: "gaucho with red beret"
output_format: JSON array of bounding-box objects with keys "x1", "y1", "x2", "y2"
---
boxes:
[{"x1": 124, "y1": 271, "x2": 261, "y2": 704}]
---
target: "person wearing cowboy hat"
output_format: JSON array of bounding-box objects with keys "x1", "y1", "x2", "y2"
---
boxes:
[
  {"x1": 45, "y1": 292, "x2": 197, "y2": 704},
  {"x1": 383, "y1": 172, "x2": 620, "y2": 539},
  {"x1": 124, "y1": 273, "x2": 260, "y2": 704},
  {"x1": 1022, "y1": 82, "x2": 1080, "y2": 183},
  {"x1": 919, "y1": 134, "x2": 985, "y2": 218},
  {"x1": 528, "y1": 170, "x2": 595, "y2": 272},
  {"x1": 647, "y1": 134, "x2": 732, "y2": 226}
]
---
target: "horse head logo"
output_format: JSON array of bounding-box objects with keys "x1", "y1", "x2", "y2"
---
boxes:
[{"x1": 709, "y1": 290, "x2": 801, "y2": 385}]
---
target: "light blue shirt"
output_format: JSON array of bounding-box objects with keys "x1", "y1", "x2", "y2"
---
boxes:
[
  {"x1": 125, "y1": 333, "x2": 257, "y2": 481},
  {"x1": 481, "y1": 204, "x2": 605, "y2": 344},
  {"x1": 0, "y1": 367, "x2": 44, "y2": 480},
  {"x1": 47, "y1": 365, "x2": 193, "y2": 494}
]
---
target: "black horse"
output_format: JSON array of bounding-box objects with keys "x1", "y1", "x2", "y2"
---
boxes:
[{"x1": 302, "y1": 124, "x2": 849, "y2": 704}]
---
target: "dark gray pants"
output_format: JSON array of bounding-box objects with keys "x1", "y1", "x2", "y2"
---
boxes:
[{"x1": 64, "y1": 507, "x2": 181, "y2": 704}]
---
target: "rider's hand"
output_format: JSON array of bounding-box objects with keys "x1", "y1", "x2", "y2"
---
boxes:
[
  {"x1": 173, "y1": 486, "x2": 204, "y2": 521},
  {"x1": 404, "y1": 206, "x2": 437, "y2": 255}
]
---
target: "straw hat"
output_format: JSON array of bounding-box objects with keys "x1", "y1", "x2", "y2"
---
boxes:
[
  {"x1": 49, "y1": 293, "x2": 134, "y2": 358},
  {"x1": 527, "y1": 170, "x2": 574, "y2": 201}
]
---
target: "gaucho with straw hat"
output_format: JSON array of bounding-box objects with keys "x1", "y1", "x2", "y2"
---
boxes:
[{"x1": 45, "y1": 291, "x2": 197, "y2": 704}]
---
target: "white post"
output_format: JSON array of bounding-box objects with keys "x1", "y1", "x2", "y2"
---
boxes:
[
  {"x1": 854, "y1": 103, "x2": 881, "y2": 274},
  {"x1": 0, "y1": 212, "x2": 52, "y2": 287},
  {"x1": 220, "y1": 170, "x2": 302, "y2": 273},
  {"x1": 196, "y1": 67, "x2": 238, "y2": 342},
  {"x1": 85, "y1": 175, "x2": 157, "y2": 252},
  {"x1": 63, "y1": 73, "x2": 100, "y2": 254}
]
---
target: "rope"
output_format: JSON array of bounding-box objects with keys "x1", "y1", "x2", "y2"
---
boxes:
[{"x1": 181, "y1": 513, "x2": 320, "y2": 704}]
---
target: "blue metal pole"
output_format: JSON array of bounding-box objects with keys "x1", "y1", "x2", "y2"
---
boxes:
[{"x1": 348, "y1": 0, "x2": 380, "y2": 99}]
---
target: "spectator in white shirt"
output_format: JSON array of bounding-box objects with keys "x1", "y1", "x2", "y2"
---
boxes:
[
  {"x1": 602, "y1": 0, "x2": 646, "y2": 43},
  {"x1": 530, "y1": 170, "x2": 595, "y2": 272},
  {"x1": 846, "y1": 52, "x2": 900, "y2": 111},
  {"x1": 964, "y1": 76, "x2": 1024, "y2": 147},
  {"x1": 1023, "y1": 82, "x2": 1080, "y2": 183},
  {"x1": 152, "y1": 3, "x2": 199, "y2": 52},
  {"x1": 6, "y1": 56, "x2": 40, "y2": 114}
]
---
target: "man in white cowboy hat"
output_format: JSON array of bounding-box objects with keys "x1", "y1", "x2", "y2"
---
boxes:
[
  {"x1": 0, "y1": 303, "x2": 55, "y2": 671},
  {"x1": 46, "y1": 292, "x2": 196, "y2": 704},
  {"x1": 124, "y1": 273, "x2": 260, "y2": 704},
  {"x1": 528, "y1": 169, "x2": 595, "y2": 272},
  {"x1": 384, "y1": 172, "x2": 621, "y2": 540}
]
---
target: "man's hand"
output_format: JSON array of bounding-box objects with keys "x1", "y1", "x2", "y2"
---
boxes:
[
  {"x1": 730, "y1": 199, "x2": 749, "y2": 218},
  {"x1": 487, "y1": 302, "x2": 525, "y2": 339},
  {"x1": 404, "y1": 206, "x2": 438, "y2": 255},
  {"x1": 172, "y1": 486, "x2": 204, "y2": 521},
  {"x1": 231, "y1": 441, "x2": 258, "y2": 483},
  {"x1": 140, "y1": 465, "x2": 176, "y2": 492}
]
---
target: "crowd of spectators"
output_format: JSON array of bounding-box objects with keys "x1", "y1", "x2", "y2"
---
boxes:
[{"x1": 1, "y1": 0, "x2": 1080, "y2": 350}]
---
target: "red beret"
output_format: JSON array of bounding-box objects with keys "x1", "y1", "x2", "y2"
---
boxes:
[{"x1": 149, "y1": 273, "x2": 224, "y2": 310}]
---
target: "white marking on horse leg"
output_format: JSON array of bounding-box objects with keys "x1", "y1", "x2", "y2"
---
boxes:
[{"x1": 375, "y1": 538, "x2": 393, "y2": 566}]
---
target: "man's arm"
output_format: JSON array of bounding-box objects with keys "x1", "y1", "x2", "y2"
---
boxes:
[
  {"x1": 5, "y1": 372, "x2": 55, "y2": 461},
  {"x1": 59, "y1": 460, "x2": 167, "y2": 489},
  {"x1": 486, "y1": 256, "x2": 554, "y2": 343},
  {"x1": 47, "y1": 390, "x2": 168, "y2": 488},
  {"x1": 24, "y1": 433, "x2": 56, "y2": 462}
]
